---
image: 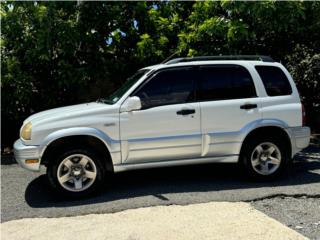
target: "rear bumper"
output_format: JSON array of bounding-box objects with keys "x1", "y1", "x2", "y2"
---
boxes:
[
  {"x1": 13, "y1": 139, "x2": 41, "y2": 171},
  {"x1": 287, "y1": 126, "x2": 311, "y2": 156}
]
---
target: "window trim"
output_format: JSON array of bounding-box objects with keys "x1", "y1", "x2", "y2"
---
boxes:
[
  {"x1": 255, "y1": 65, "x2": 293, "y2": 97},
  {"x1": 195, "y1": 64, "x2": 258, "y2": 102},
  {"x1": 130, "y1": 66, "x2": 198, "y2": 110}
]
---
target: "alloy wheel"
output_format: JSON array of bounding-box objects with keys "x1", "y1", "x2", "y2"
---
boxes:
[
  {"x1": 250, "y1": 142, "x2": 282, "y2": 175},
  {"x1": 57, "y1": 154, "x2": 97, "y2": 192}
]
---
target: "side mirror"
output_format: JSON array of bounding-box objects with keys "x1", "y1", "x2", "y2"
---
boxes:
[{"x1": 120, "y1": 96, "x2": 142, "y2": 112}]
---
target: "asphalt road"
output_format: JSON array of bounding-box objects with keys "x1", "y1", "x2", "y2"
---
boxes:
[{"x1": 1, "y1": 145, "x2": 320, "y2": 238}]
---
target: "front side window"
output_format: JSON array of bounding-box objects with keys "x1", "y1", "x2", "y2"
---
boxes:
[
  {"x1": 198, "y1": 65, "x2": 257, "y2": 101},
  {"x1": 255, "y1": 66, "x2": 292, "y2": 96},
  {"x1": 134, "y1": 68, "x2": 195, "y2": 109}
]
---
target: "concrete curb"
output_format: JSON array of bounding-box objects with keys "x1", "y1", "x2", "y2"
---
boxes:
[{"x1": 1, "y1": 202, "x2": 307, "y2": 240}]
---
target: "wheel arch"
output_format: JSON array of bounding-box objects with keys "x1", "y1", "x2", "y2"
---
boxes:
[
  {"x1": 40, "y1": 127, "x2": 119, "y2": 172},
  {"x1": 239, "y1": 125, "x2": 292, "y2": 159}
]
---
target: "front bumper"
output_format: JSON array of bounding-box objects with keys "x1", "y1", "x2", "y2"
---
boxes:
[
  {"x1": 13, "y1": 139, "x2": 41, "y2": 171},
  {"x1": 287, "y1": 126, "x2": 311, "y2": 156}
]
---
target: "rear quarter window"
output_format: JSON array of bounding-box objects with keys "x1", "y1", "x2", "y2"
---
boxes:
[{"x1": 255, "y1": 66, "x2": 292, "y2": 96}]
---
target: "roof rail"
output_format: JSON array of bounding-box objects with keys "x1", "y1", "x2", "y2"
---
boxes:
[{"x1": 165, "y1": 55, "x2": 274, "y2": 64}]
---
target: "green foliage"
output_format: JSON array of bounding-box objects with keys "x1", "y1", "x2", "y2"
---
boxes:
[
  {"x1": 177, "y1": 1, "x2": 320, "y2": 57},
  {"x1": 285, "y1": 45, "x2": 320, "y2": 130},
  {"x1": 1, "y1": 1, "x2": 320, "y2": 147},
  {"x1": 285, "y1": 45, "x2": 320, "y2": 111}
]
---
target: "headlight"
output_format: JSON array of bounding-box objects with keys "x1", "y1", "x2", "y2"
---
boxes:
[{"x1": 21, "y1": 122, "x2": 32, "y2": 140}]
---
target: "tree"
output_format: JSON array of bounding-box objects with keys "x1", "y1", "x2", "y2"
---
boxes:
[
  {"x1": 177, "y1": 1, "x2": 320, "y2": 59},
  {"x1": 285, "y1": 45, "x2": 320, "y2": 130},
  {"x1": 1, "y1": 1, "x2": 82, "y2": 145},
  {"x1": 1, "y1": 1, "x2": 320, "y2": 149}
]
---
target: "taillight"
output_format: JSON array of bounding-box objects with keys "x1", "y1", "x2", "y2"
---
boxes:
[{"x1": 301, "y1": 103, "x2": 306, "y2": 126}]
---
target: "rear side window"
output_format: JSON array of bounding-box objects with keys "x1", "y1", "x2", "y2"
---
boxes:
[
  {"x1": 135, "y1": 68, "x2": 195, "y2": 109},
  {"x1": 198, "y1": 65, "x2": 257, "y2": 101},
  {"x1": 255, "y1": 66, "x2": 292, "y2": 96}
]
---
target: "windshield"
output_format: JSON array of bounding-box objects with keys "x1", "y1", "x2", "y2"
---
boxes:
[{"x1": 98, "y1": 69, "x2": 149, "y2": 104}]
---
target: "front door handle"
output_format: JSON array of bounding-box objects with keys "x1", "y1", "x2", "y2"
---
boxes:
[
  {"x1": 177, "y1": 109, "x2": 195, "y2": 115},
  {"x1": 240, "y1": 103, "x2": 257, "y2": 110}
]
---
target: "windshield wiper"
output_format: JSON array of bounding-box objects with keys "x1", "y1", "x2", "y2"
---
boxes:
[{"x1": 96, "y1": 98, "x2": 112, "y2": 104}]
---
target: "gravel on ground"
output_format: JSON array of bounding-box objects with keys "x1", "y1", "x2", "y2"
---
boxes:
[{"x1": 252, "y1": 196, "x2": 320, "y2": 240}]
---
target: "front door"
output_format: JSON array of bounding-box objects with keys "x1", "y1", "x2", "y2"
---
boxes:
[{"x1": 120, "y1": 67, "x2": 201, "y2": 163}]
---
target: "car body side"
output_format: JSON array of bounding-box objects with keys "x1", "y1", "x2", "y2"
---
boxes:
[{"x1": 14, "y1": 61, "x2": 310, "y2": 172}]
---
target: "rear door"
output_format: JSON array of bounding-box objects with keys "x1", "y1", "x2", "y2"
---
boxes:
[{"x1": 198, "y1": 64, "x2": 262, "y2": 157}]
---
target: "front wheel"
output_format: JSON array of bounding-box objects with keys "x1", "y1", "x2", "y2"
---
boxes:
[
  {"x1": 47, "y1": 148, "x2": 106, "y2": 197},
  {"x1": 240, "y1": 136, "x2": 289, "y2": 180}
]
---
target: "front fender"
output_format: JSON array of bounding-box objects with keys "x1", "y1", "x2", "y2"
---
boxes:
[{"x1": 39, "y1": 127, "x2": 121, "y2": 164}]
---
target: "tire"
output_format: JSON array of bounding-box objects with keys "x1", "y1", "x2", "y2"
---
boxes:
[
  {"x1": 47, "y1": 148, "x2": 106, "y2": 198},
  {"x1": 240, "y1": 135, "x2": 290, "y2": 180}
]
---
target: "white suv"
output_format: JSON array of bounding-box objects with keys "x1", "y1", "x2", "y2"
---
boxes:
[{"x1": 14, "y1": 55, "x2": 311, "y2": 197}]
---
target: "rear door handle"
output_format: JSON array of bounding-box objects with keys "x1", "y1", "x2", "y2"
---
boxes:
[
  {"x1": 240, "y1": 103, "x2": 257, "y2": 110},
  {"x1": 177, "y1": 109, "x2": 195, "y2": 115}
]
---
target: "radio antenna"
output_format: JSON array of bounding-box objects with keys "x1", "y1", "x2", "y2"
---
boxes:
[{"x1": 161, "y1": 51, "x2": 179, "y2": 64}]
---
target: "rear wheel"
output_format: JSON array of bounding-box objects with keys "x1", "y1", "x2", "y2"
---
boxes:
[
  {"x1": 47, "y1": 148, "x2": 106, "y2": 197},
  {"x1": 241, "y1": 135, "x2": 289, "y2": 180}
]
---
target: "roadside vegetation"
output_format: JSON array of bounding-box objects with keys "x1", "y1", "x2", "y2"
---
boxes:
[{"x1": 1, "y1": 1, "x2": 320, "y2": 150}]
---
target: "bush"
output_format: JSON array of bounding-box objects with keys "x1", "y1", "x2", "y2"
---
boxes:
[{"x1": 285, "y1": 45, "x2": 320, "y2": 132}]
